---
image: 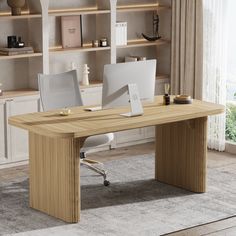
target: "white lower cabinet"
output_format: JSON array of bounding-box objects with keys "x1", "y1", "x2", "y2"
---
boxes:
[
  {"x1": 114, "y1": 128, "x2": 146, "y2": 147},
  {"x1": 80, "y1": 86, "x2": 102, "y2": 106},
  {"x1": 144, "y1": 126, "x2": 155, "y2": 139},
  {"x1": 0, "y1": 94, "x2": 40, "y2": 167}
]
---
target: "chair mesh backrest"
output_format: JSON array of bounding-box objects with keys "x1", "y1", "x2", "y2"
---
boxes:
[{"x1": 38, "y1": 70, "x2": 83, "y2": 111}]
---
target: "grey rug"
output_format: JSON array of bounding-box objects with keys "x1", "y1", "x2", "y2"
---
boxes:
[{"x1": 1, "y1": 154, "x2": 236, "y2": 236}]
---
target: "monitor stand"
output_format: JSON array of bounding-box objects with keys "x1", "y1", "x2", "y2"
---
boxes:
[{"x1": 120, "y1": 84, "x2": 144, "y2": 117}]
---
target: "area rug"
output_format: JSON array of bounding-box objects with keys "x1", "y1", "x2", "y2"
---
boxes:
[{"x1": 1, "y1": 154, "x2": 236, "y2": 236}]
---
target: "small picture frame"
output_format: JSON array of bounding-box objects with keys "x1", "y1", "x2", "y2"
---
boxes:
[{"x1": 61, "y1": 15, "x2": 83, "y2": 48}]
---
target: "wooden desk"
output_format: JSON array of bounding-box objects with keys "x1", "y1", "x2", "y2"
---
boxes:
[{"x1": 8, "y1": 96, "x2": 224, "y2": 223}]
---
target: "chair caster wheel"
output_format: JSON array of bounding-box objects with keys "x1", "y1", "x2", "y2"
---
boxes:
[{"x1": 104, "y1": 180, "x2": 110, "y2": 186}]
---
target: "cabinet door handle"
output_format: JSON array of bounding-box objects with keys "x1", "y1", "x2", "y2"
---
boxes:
[{"x1": 6, "y1": 99, "x2": 14, "y2": 102}]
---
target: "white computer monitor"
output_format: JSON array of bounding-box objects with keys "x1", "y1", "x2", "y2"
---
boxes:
[{"x1": 102, "y1": 60, "x2": 156, "y2": 111}]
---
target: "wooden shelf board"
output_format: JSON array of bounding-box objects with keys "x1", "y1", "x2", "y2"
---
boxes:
[
  {"x1": 0, "y1": 52, "x2": 43, "y2": 60},
  {"x1": 117, "y1": 4, "x2": 170, "y2": 12},
  {"x1": 80, "y1": 80, "x2": 102, "y2": 89},
  {"x1": 49, "y1": 8, "x2": 110, "y2": 16},
  {"x1": 156, "y1": 74, "x2": 170, "y2": 80},
  {"x1": 117, "y1": 39, "x2": 170, "y2": 49},
  {"x1": 0, "y1": 89, "x2": 39, "y2": 99},
  {"x1": 0, "y1": 13, "x2": 41, "y2": 20},
  {"x1": 82, "y1": 76, "x2": 170, "y2": 88},
  {"x1": 49, "y1": 45, "x2": 111, "y2": 54}
]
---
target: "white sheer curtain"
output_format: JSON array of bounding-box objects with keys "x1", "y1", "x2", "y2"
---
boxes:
[{"x1": 203, "y1": 0, "x2": 229, "y2": 151}]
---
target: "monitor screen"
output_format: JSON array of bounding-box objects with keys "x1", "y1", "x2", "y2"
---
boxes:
[{"x1": 102, "y1": 60, "x2": 157, "y2": 109}]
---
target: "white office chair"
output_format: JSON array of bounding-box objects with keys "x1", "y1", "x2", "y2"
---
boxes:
[{"x1": 38, "y1": 70, "x2": 114, "y2": 186}]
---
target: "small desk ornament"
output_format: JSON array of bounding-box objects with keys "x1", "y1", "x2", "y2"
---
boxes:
[
  {"x1": 163, "y1": 83, "x2": 170, "y2": 105},
  {"x1": 142, "y1": 14, "x2": 161, "y2": 41},
  {"x1": 82, "y1": 64, "x2": 90, "y2": 86}
]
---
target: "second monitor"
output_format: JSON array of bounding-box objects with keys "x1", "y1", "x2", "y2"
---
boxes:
[{"x1": 102, "y1": 60, "x2": 157, "y2": 115}]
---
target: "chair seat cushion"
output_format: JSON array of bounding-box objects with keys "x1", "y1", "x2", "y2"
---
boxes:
[{"x1": 81, "y1": 133, "x2": 114, "y2": 152}]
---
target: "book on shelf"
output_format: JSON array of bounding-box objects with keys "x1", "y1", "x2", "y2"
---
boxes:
[
  {"x1": 116, "y1": 21, "x2": 127, "y2": 46},
  {"x1": 0, "y1": 47, "x2": 34, "y2": 56},
  {"x1": 61, "y1": 15, "x2": 83, "y2": 48}
]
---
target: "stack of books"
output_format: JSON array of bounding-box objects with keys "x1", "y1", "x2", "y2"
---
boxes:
[
  {"x1": 116, "y1": 22, "x2": 127, "y2": 46},
  {"x1": 0, "y1": 47, "x2": 34, "y2": 56}
]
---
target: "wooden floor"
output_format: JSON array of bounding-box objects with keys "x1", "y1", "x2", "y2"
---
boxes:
[{"x1": 0, "y1": 142, "x2": 236, "y2": 235}]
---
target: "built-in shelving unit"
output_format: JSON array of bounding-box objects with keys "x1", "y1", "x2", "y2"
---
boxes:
[
  {"x1": 0, "y1": 0, "x2": 172, "y2": 167},
  {"x1": 0, "y1": 0, "x2": 171, "y2": 92},
  {"x1": 116, "y1": 0, "x2": 171, "y2": 84},
  {"x1": 0, "y1": 0, "x2": 43, "y2": 92}
]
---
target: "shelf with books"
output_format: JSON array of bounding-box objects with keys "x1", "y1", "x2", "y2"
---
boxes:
[
  {"x1": 117, "y1": 39, "x2": 170, "y2": 49},
  {"x1": 48, "y1": 8, "x2": 111, "y2": 17},
  {"x1": 49, "y1": 45, "x2": 111, "y2": 54},
  {"x1": 0, "y1": 52, "x2": 43, "y2": 60},
  {"x1": 117, "y1": 3, "x2": 170, "y2": 13}
]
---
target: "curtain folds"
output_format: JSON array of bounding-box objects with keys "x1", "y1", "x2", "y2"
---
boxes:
[
  {"x1": 171, "y1": 0, "x2": 228, "y2": 151},
  {"x1": 203, "y1": 0, "x2": 229, "y2": 151},
  {"x1": 171, "y1": 0, "x2": 203, "y2": 99}
]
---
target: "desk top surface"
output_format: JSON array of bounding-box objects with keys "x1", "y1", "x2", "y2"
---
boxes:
[{"x1": 8, "y1": 96, "x2": 225, "y2": 138}]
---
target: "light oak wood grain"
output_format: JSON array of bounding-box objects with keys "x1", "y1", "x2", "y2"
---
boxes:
[
  {"x1": 9, "y1": 96, "x2": 225, "y2": 139},
  {"x1": 156, "y1": 117, "x2": 207, "y2": 193},
  {"x1": 29, "y1": 132, "x2": 81, "y2": 222},
  {"x1": 8, "y1": 96, "x2": 224, "y2": 222}
]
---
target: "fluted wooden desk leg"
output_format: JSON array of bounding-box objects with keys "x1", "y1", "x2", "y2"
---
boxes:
[
  {"x1": 155, "y1": 117, "x2": 207, "y2": 193},
  {"x1": 29, "y1": 132, "x2": 81, "y2": 223}
]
